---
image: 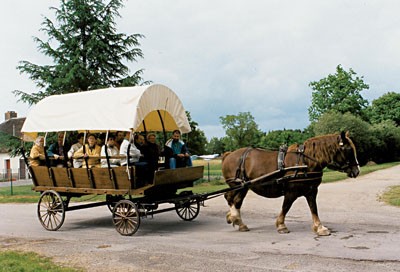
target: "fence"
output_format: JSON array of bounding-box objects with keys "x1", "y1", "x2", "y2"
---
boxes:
[{"x1": 0, "y1": 167, "x2": 30, "y2": 182}]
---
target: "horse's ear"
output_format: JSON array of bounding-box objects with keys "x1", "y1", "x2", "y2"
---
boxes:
[{"x1": 339, "y1": 131, "x2": 349, "y2": 146}]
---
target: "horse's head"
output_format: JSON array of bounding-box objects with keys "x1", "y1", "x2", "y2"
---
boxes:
[{"x1": 327, "y1": 131, "x2": 360, "y2": 178}]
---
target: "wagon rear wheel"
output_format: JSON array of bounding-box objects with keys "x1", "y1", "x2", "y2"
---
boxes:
[
  {"x1": 112, "y1": 200, "x2": 140, "y2": 236},
  {"x1": 175, "y1": 198, "x2": 200, "y2": 221},
  {"x1": 37, "y1": 190, "x2": 65, "y2": 231}
]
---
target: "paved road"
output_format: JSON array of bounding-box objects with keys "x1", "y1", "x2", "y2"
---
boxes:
[{"x1": 1, "y1": 166, "x2": 400, "y2": 271}]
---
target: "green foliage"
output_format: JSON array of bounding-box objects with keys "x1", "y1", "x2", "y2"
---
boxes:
[
  {"x1": 366, "y1": 92, "x2": 400, "y2": 126},
  {"x1": 185, "y1": 112, "x2": 207, "y2": 155},
  {"x1": 259, "y1": 129, "x2": 314, "y2": 150},
  {"x1": 312, "y1": 111, "x2": 372, "y2": 164},
  {"x1": 0, "y1": 250, "x2": 81, "y2": 271},
  {"x1": 308, "y1": 65, "x2": 369, "y2": 122},
  {"x1": 369, "y1": 120, "x2": 400, "y2": 163},
  {"x1": 14, "y1": 0, "x2": 148, "y2": 105},
  {"x1": 219, "y1": 112, "x2": 263, "y2": 150},
  {"x1": 205, "y1": 137, "x2": 226, "y2": 155},
  {"x1": 0, "y1": 132, "x2": 26, "y2": 157}
]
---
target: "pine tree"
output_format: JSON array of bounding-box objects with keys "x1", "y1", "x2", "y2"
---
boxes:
[{"x1": 14, "y1": 0, "x2": 148, "y2": 105}]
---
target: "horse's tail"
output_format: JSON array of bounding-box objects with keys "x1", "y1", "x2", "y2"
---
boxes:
[{"x1": 222, "y1": 151, "x2": 232, "y2": 162}]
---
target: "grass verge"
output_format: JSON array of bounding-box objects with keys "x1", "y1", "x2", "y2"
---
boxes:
[
  {"x1": 380, "y1": 186, "x2": 400, "y2": 207},
  {"x1": 0, "y1": 250, "x2": 81, "y2": 272}
]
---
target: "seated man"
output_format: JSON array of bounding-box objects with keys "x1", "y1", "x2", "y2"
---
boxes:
[
  {"x1": 47, "y1": 132, "x2": 68, "y2": 167},
  {"x1": 100, "y1": 134, "x2": 120, "y2": 167},
  {"x1": 74, "y1": 134, "x2": 101, "y2": 168},
  {"x1": 164, "y1": 130, "x2": 192, "y2": 169}
]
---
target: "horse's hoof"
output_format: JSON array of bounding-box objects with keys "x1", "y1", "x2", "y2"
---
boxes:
[
  {"x1": 277, "y1": 225, "x2": 290, "y2": 234},
  {"x1": 239, "y1": 224, "x2": 249, "y2": 232},
  {"x1": 314, "y1": 225, "x2": 331, "y2": 236},
  {"x1": 226, "y1": 212, "x2": 232, "y2": 224}
]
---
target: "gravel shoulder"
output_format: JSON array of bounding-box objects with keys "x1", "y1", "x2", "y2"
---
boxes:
[{"x1": 1, "y1": 166, "x2": 400, "y2": 271}]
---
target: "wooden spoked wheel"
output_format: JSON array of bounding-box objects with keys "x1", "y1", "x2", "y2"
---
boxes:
[
  {"x1": 37, "y1": 190, "x2": 65, "y2": 231},
  {"x1": 175, "y1": 198, "x2": 200, "y2": 221},
  {"x1": 112, "y1": 200, "x2": 140, "y2": 236}
]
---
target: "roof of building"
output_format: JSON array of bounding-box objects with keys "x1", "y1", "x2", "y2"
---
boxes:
[{"x1": 0, "y1": 117, "x2": 25, "y2": 153}]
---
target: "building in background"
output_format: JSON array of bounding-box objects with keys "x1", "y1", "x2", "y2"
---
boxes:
[{"x1": 0, "y1": 111, "x2": 27, "y2": 180}]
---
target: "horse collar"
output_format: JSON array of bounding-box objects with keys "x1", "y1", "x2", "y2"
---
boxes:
[{"x1": 235, "y1": 147, "x2": 253, "y2": 181}]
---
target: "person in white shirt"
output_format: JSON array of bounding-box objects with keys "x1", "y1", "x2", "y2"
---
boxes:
[
  {"x1": 101, "y1": 134, "x2": 120, "y2": 167},
  {"x1": 68, "y1": 133, "x2": 84, "y2": 168},
  {"x1": 119, "y1": 132, "x2": 141, "y2": 166}
]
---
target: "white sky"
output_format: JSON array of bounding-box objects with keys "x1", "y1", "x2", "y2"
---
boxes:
[{"x1": 1, "y1": 0, "x2": 400, "y2": 139}]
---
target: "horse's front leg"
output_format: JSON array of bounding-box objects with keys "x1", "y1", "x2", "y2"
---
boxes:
[
  {"x1": 276, "y1": 193, "x2": 297, "y2": 234},
  {"x1": 224, "y1": 187, "x2": 249, "y2": 232},
  {"x1": 305, "y1": 189, "x2": 330, "y2": 236}
]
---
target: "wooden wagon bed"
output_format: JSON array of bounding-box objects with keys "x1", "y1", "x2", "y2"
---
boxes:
[{"x1": 30, "y1": 165, "x2": 204, "y2": 197}]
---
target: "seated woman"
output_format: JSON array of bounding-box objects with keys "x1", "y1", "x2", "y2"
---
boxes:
[{"x1": 30, "y1": 136, "x2": 46, "y2": 167}]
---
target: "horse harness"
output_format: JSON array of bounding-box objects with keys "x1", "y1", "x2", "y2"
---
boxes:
[{"x1": 232, "y1": 145, "x2": 323, "y2": 187}]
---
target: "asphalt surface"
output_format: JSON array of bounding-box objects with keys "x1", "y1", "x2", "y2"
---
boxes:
[{"x1": 1, "y1": 166, "x2": 400, "y2": 271}]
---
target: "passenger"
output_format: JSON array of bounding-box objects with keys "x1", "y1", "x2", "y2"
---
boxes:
[
  {"x1": 115, "y1": 131, "x2": 124, "y2": 151},
  {"x1": 97, "y1": 133, "x2": 106, "y2": 147},
  {"x1": 67, "y1": 133, "x2": 84, "y2": 168},
  {"x1": 47, "y1": 132, "x2": 68, "y2": 167},
  {"x1": 119, "y1": 132, "x2": 141, "y2": 166},
  {"x1": 74, "y1": 134, "x2": 101, "y2": 168},
  {"x1": 164, "y1": 130, "x2": 192, "y2": 169},
  {"x1": 145, "y1": 133, "x2": 161, "y2": 171},
  {"x1": 30, "y1": 136, "x2": 46, "y2": 167},
  {"x1": 101, "y1": 134, "x2": 120, "y2": 167},
  {"x1": 143, "y1": 133, "x2": 161, "y2": 182},
  {"x1": 134, "y1": 134, "x2": 146, "y2": 162}
]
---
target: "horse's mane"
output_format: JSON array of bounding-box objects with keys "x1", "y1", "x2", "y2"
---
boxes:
[
  {"x1": 287, "y1": 134, "x2": 342, "y2": 165},
  {"x1": 222, "y1": 151, "x2": 232, "y2": 162}
]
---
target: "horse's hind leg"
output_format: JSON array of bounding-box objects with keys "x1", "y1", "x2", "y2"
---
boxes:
[
  {"x1": 224, "y1": 186, "x2": 249, "y2": 231},
  {"x1": 275, "y1": 193, "x2": 297, "y2": 234},
  {"x1": 305, "y1": 188, "x2": 330, "y2": 236}
]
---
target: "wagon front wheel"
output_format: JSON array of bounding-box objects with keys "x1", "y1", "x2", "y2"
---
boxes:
[
  {"x1": 175, "y1": 198, "x2": 200, "y2": 221},
  {"x1": 37, "y1": 190, "x2": 65, "y2": 231},
  {"x1": 112, "y1": 200, "x2": 140, "y2": 236}
]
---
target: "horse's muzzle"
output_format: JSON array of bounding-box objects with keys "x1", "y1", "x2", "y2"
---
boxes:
[{"x1": 347, "y1": 166, "x2": 360, "y2": 178}]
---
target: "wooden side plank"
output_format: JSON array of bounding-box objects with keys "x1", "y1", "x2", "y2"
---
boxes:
[{"x1": 153, "y1": 166, "x2": 204, "y2": 186}]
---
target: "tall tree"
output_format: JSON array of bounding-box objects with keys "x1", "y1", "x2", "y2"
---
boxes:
[
  {"x1": 184, "y1": 111, "x2": 207, "y2": 155},
  {"x1": 308, "y1": 65, "x2": 369, "y2": 122},
  {"x1": 366, "y1": 92, "x2": 400, "y2": 126},
  {"x1": 312, "y1": 111, "x2": 372, "y2": 165},
  {"x1": 14, "y1": 0, "x2": 148, "y2": 105},
  {"x1": 219, "y1": 112, "x2": 263, "y2": 150},
  {"x1": 259, "y1": 129, "x2": 313, "y2": 150},
  {"x1": 205, "y1": 137, "x2": 225, "y2": 155}
]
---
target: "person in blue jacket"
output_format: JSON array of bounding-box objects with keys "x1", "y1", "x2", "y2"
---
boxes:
[{"x1": 164, "y1": 130, "x2": 192, "y2": 169}]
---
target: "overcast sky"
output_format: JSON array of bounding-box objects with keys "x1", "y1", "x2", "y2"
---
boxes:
[{"x1": 1, "y1": 0, "x2": 399, "y2": 139}]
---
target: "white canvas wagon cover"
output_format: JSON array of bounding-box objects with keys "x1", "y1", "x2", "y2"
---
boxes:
[{"x1": 21, "y1": 84, "x2": 191, "y2": 141}]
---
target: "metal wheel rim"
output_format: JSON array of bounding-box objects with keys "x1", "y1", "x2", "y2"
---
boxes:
[
  {"x1": 175, "y1": 199, "x2": 200, "y2": 221},
  {"x1": 37, "y1": 190, "x2": 65, "y2": 231},
  {"x1": 112, "y1": 200, "x2": 140, "y2": 236}
]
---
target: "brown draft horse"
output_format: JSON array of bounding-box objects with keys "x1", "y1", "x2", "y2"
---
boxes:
[{"x1": 222, "y1": 132, "x2": 360, "y2": 236}]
